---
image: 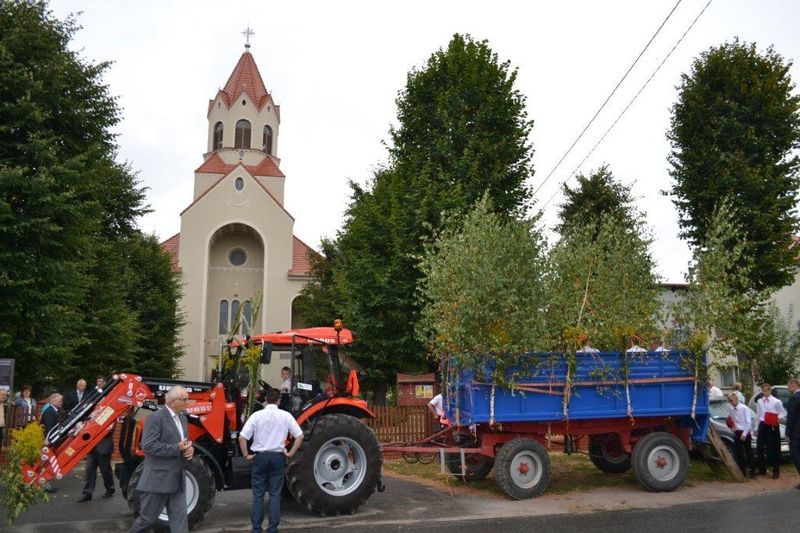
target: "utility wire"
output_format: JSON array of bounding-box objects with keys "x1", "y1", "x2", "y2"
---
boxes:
[
  {"x1": 540, "y1": 0, "x2": 713, "y2": 212},
  {"x1": 531, "y1": 0, "x2": 684, "y2": 199}
]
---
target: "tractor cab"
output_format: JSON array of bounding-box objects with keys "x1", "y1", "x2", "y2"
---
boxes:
[{"x1": 226, "y1": 321, "x2": 361, "y2": 417}]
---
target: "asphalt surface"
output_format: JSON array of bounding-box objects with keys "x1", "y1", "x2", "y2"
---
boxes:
[{"x1": 3, "y1": 464, "x2": 799, "y2": 532}]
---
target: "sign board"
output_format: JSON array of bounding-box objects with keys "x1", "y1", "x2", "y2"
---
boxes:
[
  {"x1": 415, "y1": 384, "x2": 433, "y2": 399},
  {"x1": 0, "y1": 358, "x2": 14, "y2": 392}
]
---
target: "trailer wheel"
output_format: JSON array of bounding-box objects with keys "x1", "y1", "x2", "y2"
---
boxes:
[
  {"x1": 631, "y1": 432, "x2": 689, "y2": 492},
  {"x1": 445, "y1": 453, "x2": 494, "y2": 482},
  {"x1": 589, "y1": 434, "x2": 631, "y2": 473},
  {"x1": 494, "y1": 438, "x2": 550, "y2": 499},
  {"x1": 128, "y1": 458, "x2": 216, "y2": 530},
  {"x1": 287, "y1": 414, "x2": 382, "y2": 516}
]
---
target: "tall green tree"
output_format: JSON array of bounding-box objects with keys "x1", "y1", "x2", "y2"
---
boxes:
[
  {"x1": 0, "y1": 1, "x2": 164, "y2": 391},
  {"x1": 326, "y1": 34, "x2": 536, "y2": 402},
  {"x1": 668, "y1": 39, "x2": 800, "y2": 291},
  {"x1": 295, "y1": 237, "x2": 341, "y2": 328},
  {"x1": 557, "y1": 165, "x2": 637, "y2": 236}
]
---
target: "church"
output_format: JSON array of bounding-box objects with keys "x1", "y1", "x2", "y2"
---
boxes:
[{"x1": 161, "y1": 42, "x2": 314, "y2": 382}]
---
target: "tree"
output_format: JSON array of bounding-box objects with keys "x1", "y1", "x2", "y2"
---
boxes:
[
  {"x1": 0, "y1": 1, "x2": 159, "y2": 391},
  {"x1": 672, "y1": 200, "x2": 766, "y2": 386},
  {"x1": 294, "y1": 238, "x2": 342, "y2": 328},
  {"x1": 668, "y1": 39, "x2": 800, "y2": 291},
  {"x1": 546, "y1": 214, "x2": 660, "y2": 351},
  {"x1": 557, "y1": 165, "x2": 636, "y2": 236},
  {"x1": 326, "y1": 34, "x2": 536, "y2": 402},
  {"x1": 756, "y1": 305, "x2": 800, "y2": 386},
  {"x1": 417, "y1": 197, "x2": 549, "y2": 380}
]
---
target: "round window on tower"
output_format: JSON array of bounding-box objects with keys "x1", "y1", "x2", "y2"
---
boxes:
[
  {"x1": 229, "y1": 248, "x2": 247, "y2": 267},
  {"x1": 234, "y1": 177, "x2": 244, "y2": 191}
]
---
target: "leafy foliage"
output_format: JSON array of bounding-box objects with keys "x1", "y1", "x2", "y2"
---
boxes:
[
  {"x1": 753, "y1": 305, "x2": 800, "y2": 386},
  {"x1": 671, "y1": 200, "x2": 766, "y2": 381},
  {"x1": 557, "y1": 165, "x2": 637, "y2": 236},
  {"x1": 668, "y1": 39, "x2": 800, "y2": 291},
  {"x1": 417, "y1": 197, "x2": 549, "y2": 382},
  {"x1": 0, "y1": 1, "x2": 181, "y2": 390},
  {"x1": 302, "y1": 34, "x2": 536, "y2": 400},
  {"x1": 546, "y1": 215, "x2": 660, "y2": 351},
  {"x1": 0, "y1": 423, "x2": 47, "y2": 525}
]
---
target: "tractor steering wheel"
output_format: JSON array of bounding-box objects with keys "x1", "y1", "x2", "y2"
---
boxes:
[{"x1": 258, "y1": 379, "x2": 273, "y2": 391}]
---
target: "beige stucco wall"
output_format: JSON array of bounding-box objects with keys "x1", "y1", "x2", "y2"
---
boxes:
[
  {"x1": 206, "y1": 92, "x2": 279, "y2": 156},
  {"x1": 178, "y1": 168, "x2": 304, "y2": 381}
]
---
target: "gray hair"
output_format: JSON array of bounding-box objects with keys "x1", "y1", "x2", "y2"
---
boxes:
[
  {"x1": 165, "y1": 385, "x2": 188, "y2": 406},
  {"x1": 49, "y1": 393, "x2": 63, "y2": 402},
  {"x1": 788, "y1": 378, "x2": 800, "y2": 388}
]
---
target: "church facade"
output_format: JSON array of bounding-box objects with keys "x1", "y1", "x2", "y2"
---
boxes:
[{"x1": 162, "y1": 47, "x2": 314, "y2": 381}]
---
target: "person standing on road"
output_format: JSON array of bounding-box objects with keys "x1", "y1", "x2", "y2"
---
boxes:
[
  {"x1": 786, "y1": 378, "x2": 800, "y2": 489},
  {"x1": 130, "y1": 385, "x2": 194, "y2": 533},
  {"x1": 239, "y1": 388, "x2": 304, "y2": 533},
  {"x1": 40, "y1": 393, "x2": 63, "y2": 434},
  {"x1": 727, "y1": 393, "x2": 755, "y2": 478},
  {"x1": 755, "y1": 383, "x2": 786, "y2": 479},
  {"x1": 14, "y1": 385, "x2": 35, "y2": 427},
  {"x1": 428, "y1": 392, "x2": 449, "y2": 430},
  {"x1": 78, "y1": 376, "x2": 116, "y2": 502}
]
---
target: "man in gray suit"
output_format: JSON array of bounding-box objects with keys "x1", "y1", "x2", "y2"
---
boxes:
[{"x1": 130, "y1": 385, "x2": 194, "y2": 533}]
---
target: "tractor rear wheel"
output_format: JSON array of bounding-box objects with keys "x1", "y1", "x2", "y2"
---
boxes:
[
  {"x1": 127, "y1": 458, "x2": 215, "y2": 530},
  {"x1": 287, "y1": 413, "x2": 382, "y2": 516}
]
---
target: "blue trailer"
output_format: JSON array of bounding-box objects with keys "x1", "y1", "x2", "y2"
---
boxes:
[{"x1": 385, "y1": 350, "x2": 709, "y2": 499}]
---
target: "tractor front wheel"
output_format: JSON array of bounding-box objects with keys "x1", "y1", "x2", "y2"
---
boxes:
[
  {"x1": 287, "y1": 413, "x2": 382, "y2": 516},
  {"x1": 127, "y1": 457, "x2": 215, "y2": 530}
]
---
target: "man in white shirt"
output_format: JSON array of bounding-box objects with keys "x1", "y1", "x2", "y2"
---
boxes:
[
  {"x1": 239, "y1": 388, "x2": 304, "y2": 533},
  {"x1": 727, "y1": 393, "x2": 755, "y2": 478},
  {"x1": 755, "y1": 383, "x2": 786, "y2": 478}
]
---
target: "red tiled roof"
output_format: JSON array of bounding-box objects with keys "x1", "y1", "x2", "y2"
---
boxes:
[
  {"x1": 195, "y1": 153, "x2": 285, "y2": 178},
  {"x1": 160, "y1": 233, "x2": 181, "y2": 271},
  {"x1": 288, "y1": 236, "x2": 317, "y2": 277},
  {"x1": 397, "y1": 373, "x2": 435, "y2": 384},
  {"x1": 217, "y1": 51, "x2": 270, "y2": 110}
]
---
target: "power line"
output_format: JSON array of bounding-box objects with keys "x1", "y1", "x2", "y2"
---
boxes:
[
  {"x1": 531, "y1": 0, "x2": 684, "y2": 199},
  {"x1": 540, "y1": 0, "x2": 713, "y2": 212}
]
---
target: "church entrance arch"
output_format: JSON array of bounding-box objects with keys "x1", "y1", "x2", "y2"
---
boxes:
[{"x1": 205, "y1": 223, "x2": 265, "y2": 377}]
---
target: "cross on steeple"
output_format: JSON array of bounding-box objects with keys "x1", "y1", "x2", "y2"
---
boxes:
[{"x1": 242, "y1": 27, "x2": 254, "y2": 49}]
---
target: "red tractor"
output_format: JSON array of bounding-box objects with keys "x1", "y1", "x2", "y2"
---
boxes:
[{"x1": 21, "y1": 325, "x2": 383, "y2": 529}]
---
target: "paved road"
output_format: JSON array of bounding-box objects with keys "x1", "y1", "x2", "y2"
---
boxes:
[{"x1": 3, "y1": 465, "x2": 800, "y2": 532}]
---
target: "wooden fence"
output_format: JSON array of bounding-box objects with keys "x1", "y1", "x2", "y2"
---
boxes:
[{"x1": 364, "y1": 405, "x2": 434, "y2": 443}]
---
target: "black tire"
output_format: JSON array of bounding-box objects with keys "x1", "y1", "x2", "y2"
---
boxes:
[
  {"x1": 494, "y1": 438, "x2": 550, "y2": 500},
  {"x1": 127, "y1": 458, "x2": 216, "y2": 530},
  {"x1": 445, "y1": 453, "x2": 494, "y2": 481},
  {"x1": 631, "y1": 432, "x2": 689, "y2": 492},
  {"x1": 588, "y1": 434, "x2": 632, "y2": 473},
  {"x1": 287, "y1": 413, "x2": 382, "y2": 516}
]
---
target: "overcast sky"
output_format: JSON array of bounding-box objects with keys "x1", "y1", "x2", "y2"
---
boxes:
[{"x1": 49, "y1": 0, "x2": 800, "y2": 283}]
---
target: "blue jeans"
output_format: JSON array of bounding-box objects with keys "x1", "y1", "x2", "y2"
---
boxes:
[{"x1": 251, "y1": 452, "x2": 286, "y2": 533}]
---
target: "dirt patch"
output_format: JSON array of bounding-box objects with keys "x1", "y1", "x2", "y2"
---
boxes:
[{"x1": 382, "y1": 453, "x2": 800, "y2": 517}]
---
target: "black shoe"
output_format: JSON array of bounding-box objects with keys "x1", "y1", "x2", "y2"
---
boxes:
[
  {"x1": 77, "y1": 493, "x2": 91, "y2": 502},
  {"x1": 771, "y1": 471, "x2": 779, "y2": 479},
  {"x1": 102, "y1": 491, "x2": 114, "y2": 499}
]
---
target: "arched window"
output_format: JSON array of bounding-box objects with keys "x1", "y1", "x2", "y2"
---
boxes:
[
  {"x1": 234, "y1": 120, "x2": 251, "y2": 149},
  {"x1": 262, "y1": 125, "x2": 273, "y2": 155},
  {"x1": 231, "y1": 299, "x2": 241, "y2": 333},
  {"x1": 218, "y1": 300, "x2": 229, "y2": 335},
  {"x1": 242, "y1": 300, "x2": 253, "y2": 336},
  {"x1": 213, "y1": 122, "x2": 224, "y2": 150}
]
